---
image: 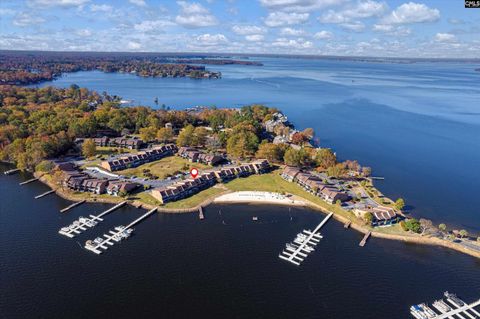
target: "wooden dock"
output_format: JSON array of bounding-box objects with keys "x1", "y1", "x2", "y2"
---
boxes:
[
  {"x1": 60, "y1": 200, "x2": 86, "y2": 213},
  {"x1": 85, "y1": 208, "x2": 157, "y2": 254},
  {"x1": 199, "y1": 206, "x2": 205, "y2": 220},
  {"x1": 35, "y1": 190, "x2": 55, "y2": 199},
  {"x1": 19, "y1": 178, "x2": 39, "y2": 185},
  {"x1": 344, "y1": 221, "x2": 351, "y2": 229},
  {"x1": 279, "y1": 213, "x2": 333, "y2": 266},
  {"x1": 411, "y1": 292, "x2": 480, "y2": 319},
  {"x1": 59, "y1": 201, "x2": 127, "y2": 238},
  {"x1": 359, "y1": 231, "x2": 371, "y2": 247},
  {"x1": 4, "y1": 168, "x2": 20, "y2": 175}
]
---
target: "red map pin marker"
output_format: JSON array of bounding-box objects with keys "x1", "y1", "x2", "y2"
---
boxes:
[{"x1": 190, "y1": 168, "x2": 199, "y2": 179}]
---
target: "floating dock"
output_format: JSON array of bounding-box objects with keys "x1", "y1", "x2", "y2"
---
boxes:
[
  {"x1": 359, "y1": 231, "x2": 371, "y2": 247},
  {"x1": 34, "y1": 190, "x2": 55, "y2": 199},
  {"x1": 4, "y1": 168, "x2": 20, "y2": 175},
  {"x1": 279, "y1": 212, "x2": 333, "y2": 266},
  {"x1": 410, "y1": 292, "x2": 480, "y2": 319},
  {"x1": 85, "y1": 208, "x2": 157, "y2": 254},
  {"x1": 19, "y1": 178, "x2": 39, "y2": 185},
  {"x1": 60, "y1": 200, "x2": 86, "y2": 213},
  {"x1": 199, "y1": 206, "x2": 205, "y2": 220},
  {"x1": 58, "y1": 201, "x2": 127, "y2": 238}
]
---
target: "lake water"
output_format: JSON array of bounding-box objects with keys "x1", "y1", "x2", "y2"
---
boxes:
[
  {"x1": 31, "y1": 57, "x2": 480, "y2": 233},
  {"x1": 1, "y1": 164, "x2": 479, "y2": 319}
]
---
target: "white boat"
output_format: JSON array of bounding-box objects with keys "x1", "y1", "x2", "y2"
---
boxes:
[
  {"x1": 444, "y1": 292, "x2": 465, "y2": 306},
  {"x1": 432, "y1": 300, "x2": 451, "y2": 313},
  {"x1": 420, "y1": 304, "x2": 438, "y2": 318},
  {"x1": 115, "y1": 226, "x2": 126, "y2": 232},
  {"x1": 61, "y1": 227, "x2": 70, "y2": 232},
  {"x1": 410, "y1": 305, "x2": 428, "y2": 319},
  {"x1": 93, "y1": 237, "x2": 104, "y2": 244}
]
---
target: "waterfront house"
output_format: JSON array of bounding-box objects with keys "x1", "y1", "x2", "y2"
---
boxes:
[
  {"x1": 281, "y1": 166, "x2": 301, "y2": 182},
  {"x1": 178, "y1": 147, "x2": 225, "y2": 166},
  {"x1": 252, "y1": 159, "x2": 271, "y2": 174},
  {"x1": 101, "y1": 144, "x2": 177, "y2": 172},
  {"x1": 318, "y1": 185, "x2": 350, "y2": 204},
  {"x1": 106, "y1": 181, "x2": 139, "y2": 196},
  {"x1": 92, "y1": 136, "x2": 143, "y2": 149},
  {"x1": 81, "y1": 179, "x2": 109, "y2": 194}
]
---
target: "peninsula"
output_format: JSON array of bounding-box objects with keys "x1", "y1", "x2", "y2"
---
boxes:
[{"x1": 1, "y1": 84, "x2": 479, "y2": 259}]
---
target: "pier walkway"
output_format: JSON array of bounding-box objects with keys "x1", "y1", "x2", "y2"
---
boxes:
[
  {"x1": 359, "y1": 231, "x2": 371, "y2": 247},
  {"x1": 60, "y1": 200, "x2": 86, "y2": 213},
  {"x1": 199, "y1": 207, "x2": 204, "y2": 220},
  {"x1": 4, "y1": 168, "x2": 20, "y2": 175},
  {"x1": 436, "y1": 299, "x2": 480, "y2": 319},
  {"x1": 410, "y1": 292, "x2": 479, "y2": 319},
  {"x1": 85, "y1": 208, "x2": 157, "y2": 254},
  {"x1": 279, "y1": 212, "x2": 333, "y2": 266},
  {"x1": 19, "y1": 178, "x2": 38, "y2": 185},
  {"x1": 35, "y1": 190, "x2": 55, "y2": 199},
  {"x1": 58, "y1": 201, "x2": 127, "y2": 238}
]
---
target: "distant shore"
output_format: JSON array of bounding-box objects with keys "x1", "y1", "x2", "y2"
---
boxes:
[{"x1": 33, "y1": 170, "x2": 480, "y2": 260}]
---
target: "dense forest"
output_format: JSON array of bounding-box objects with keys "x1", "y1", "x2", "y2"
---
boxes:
[
  {"x1": 0, "y1": 85, "x2": 352, "y2": 176},
  {"x1": 0, "y1": 51, "x2": 225, "y2": 85}
]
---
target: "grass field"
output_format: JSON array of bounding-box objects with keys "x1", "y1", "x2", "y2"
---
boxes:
[
  {"x1": 224, "y1": 169, "x2": 357, "y2": 221},
  {"x1": 116, "y1": 156, "x2": 210, "y2": 179},
  {"x1": 163, "y1": 187, "x2": 225, "y2": 209}
]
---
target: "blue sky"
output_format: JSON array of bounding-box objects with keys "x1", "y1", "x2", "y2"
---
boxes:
[{"x1": 0, "y1": 0, "x2": 479, "y2": 57}]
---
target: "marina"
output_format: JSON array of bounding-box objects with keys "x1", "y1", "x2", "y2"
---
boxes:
[
  {"x1": 34, "y1": 189, "x2": 55, "y2": 199},
  {"x1": 84, "y1": 208, "x2": 157, "y2": 254},
  {"x1": 410, "y1": 292, "x2": 480, "y2": 319},
  {"x1": 279, "y1": 212, "x2": 333, "y2": 266},
  {"x1": 58, "y1": 201, "x2": 127, "y2": 238},
  {"x1": 60, "y1": 200, "x2": 86, "y2": 213}
]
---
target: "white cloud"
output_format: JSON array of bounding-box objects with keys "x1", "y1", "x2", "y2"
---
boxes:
[
  {"x1": 175, "y1": 1, "x2": 217, "y2": 28},
  {"x1": 373, "y1": 24, "x2": 411, "y2": 36},
  {"x1": 0, "y1": 8, "x2": 16, "y2": 16},
  {"x1": 28, "y1": 0, "x2": 90, "y2": 7},
  {"x1": 127, "y1": 41, "x2": 142, "y2": 50},
  {"x1": 280, "y1": 27, "x2": 305, "y2": 36},
  {"x1": 196, "y1": 33, "x2": 228, "y2": 45},
  {"x1": 75, "y1": 29, "x2": 92, "y2": 37},
  {"x1": 129, "y1": 0, "x2": 147, "y2": 6},
  {"x1": 435, "y1": 33, "x2": 456, "y2": 43},
  {"x1": 341, "y1": 22, "x2": 365, "y2": 32},
  {"x1": 318, "y1": 0, "x2": 387, "y2": 26},
  {"x1": 245, "y1": 34, "x2": 265, "y2": 42},
  {"x1": 313, "y1": 30, "x2": 333, "y2": 39},
  {"x1": 232, "y1": 25, "x2": 266, "y2": 35},
  {"x1": 381, "y1": 2, "x2": 440, "y2": 25},
  {"x1": 89, "y1": 4, "x2": 112, "y2": 12},
  {"x1": 272, "y1": 37, "x2": 313, "y2": 49},
  {"x1": 265, "y1": 11, "x2": 309, "y2": 27},
  {"x1": 259, "y1": 0, "x2": 338, "y2": 13},
  {"x1": 133, "y1": 20, "x2": 174, "y2": 32},
  {"x1": 13, "y1": 12, "x2": 46, "y2": 27}
]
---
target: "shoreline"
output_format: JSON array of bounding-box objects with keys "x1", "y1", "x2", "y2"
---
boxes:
[{"x1": 34, "y1": 172, "x2": 480, "y2": 259}]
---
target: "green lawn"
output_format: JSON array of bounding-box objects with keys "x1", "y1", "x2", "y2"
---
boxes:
[
  {"x1": 225, "y1": 170, "x2": 357, "y2": 221},
  {"x1": 116, "y1": 156, "x2": 210, "y2": 179},
  {"x1": 163, "y1": 187, "x2": 225, "y2": 209}
]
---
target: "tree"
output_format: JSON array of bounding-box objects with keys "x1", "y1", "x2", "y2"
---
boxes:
[
  {"x1": 82, "y1": 139, "x2": 96, "y2": 158},
  {"x1": 284, "y1": 148, "x2": 309, "y2": 167},
  {"x1": 438, "y1": 223, "x2": 447, "y2": 232},
  {"x1": 255, "y1": 142, "x2": 285, "y2": 163},
  {"x1": 176, "y1": 124, "x2": 195, "y2": 147},
  {"x1": 364, "y1": 212, "x2": 373, "y2": 224},
  {"x1": 193, "y1": 127, "x2": 208, "y2": 146},
  {"x1": 394, "y1": 198, "x2": 405, "y2": 211},
  {"x1": 302, "y1": 127, "x2": 314, "y2": 139},
  {"x1": 326, "y1": 163, "x2": 347, "y2": 178},
  {"x1": 35, "y1": 160, "x2": 54, "y2": 172},
  {"x1": 156, "y1": 127, "x2": 174, "y2": 143},
  {"x1": 459, "y1": 229, "x2": 468, "y2": 238},
  {"x1": 315, "y1": 148, "x2": 336, "y2": 169},
  {"x1": 404, "y1": 218, "x2": 421, "y2": 233},
  {"x1": 139, "y1": 126, "x2": 157, "y2": 142},
  {"x1": 419, "y1": 218, "x2": 433, "y2": 235},
  {"x1": 361, "y1": 166, "x2": 372, "y2": 177}
]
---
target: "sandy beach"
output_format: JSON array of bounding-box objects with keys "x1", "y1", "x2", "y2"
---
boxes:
[{"x1": 214, "y1": 191, "x2": 306, "y2": 206}]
